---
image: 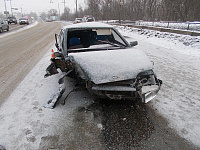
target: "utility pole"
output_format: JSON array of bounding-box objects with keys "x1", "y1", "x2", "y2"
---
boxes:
[
  {"x1": 63, "y1": 0, "x2": 65, "y2": 12},
  {"x1": 9, "y1": 0, "x2": 13, "y2": 16},
  {"x1": 21, "y1": 7, "x2": 23, "y2": 17},
  {"x1": 76, "y1": 0, "x2": 77, "y2": 17},
  {"x1": 119, "y1": 0, "x2": 123, "y2": 24},
  {"x1": 58, "y1": 2, "x2": 60, "y2": 17},
  {"x1": 4, "y1": 0, "x2": 8, "y2": 17}
]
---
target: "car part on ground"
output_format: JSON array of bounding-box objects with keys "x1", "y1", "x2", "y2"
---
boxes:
[
  {"x1": 45, "y1": 22, "x2": 162, "y2": 107},
  {"x1": 0, "y1": 18, "x2": 9, "y2": 33}
]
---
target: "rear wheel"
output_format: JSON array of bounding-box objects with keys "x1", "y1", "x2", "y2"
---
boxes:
[{"x1": 7, "y1": 26, "x2": 9, "y2": 31}]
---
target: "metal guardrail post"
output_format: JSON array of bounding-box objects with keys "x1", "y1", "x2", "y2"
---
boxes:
[
  {"x1": 187, "y1": 23, "x2": 190, "y2": 30},
  {"x1": 167, "y1": 22, "x2": 169, "y2": 28}
]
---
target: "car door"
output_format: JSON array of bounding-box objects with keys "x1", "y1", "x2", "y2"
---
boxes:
[{"x1": 1, "y1": 20, "x2": 7, "y2": 30}]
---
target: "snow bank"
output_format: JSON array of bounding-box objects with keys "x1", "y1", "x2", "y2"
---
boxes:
[{"x1": 116, "y1": 25, "x2": 200, "y2": 57}]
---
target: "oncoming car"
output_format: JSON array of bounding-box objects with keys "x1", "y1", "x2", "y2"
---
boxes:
[
  {"x1": 7, "y1": 16, "x2": 17, "y2": 24},
  {"x1": 74, "y1": 18, "x2": 82, "y2": 24},
  {"x1": 82, "y1": 15, "x2": 95, "y2": 22},
  {"x1": 45, "y1": 22, "x2": 162, "y2": 107},
  {"x1": 19, "y1": 18, "x2": 29, "y2": 25}
]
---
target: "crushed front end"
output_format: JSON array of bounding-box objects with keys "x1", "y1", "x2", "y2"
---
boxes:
[{"x1": 87, "y1": 70, "x2": 162, "y2": 103}]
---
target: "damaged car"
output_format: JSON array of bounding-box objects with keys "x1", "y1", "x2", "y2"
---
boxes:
[{"x1": 45, "y1": 22, "x2": 162, "y2": 107}]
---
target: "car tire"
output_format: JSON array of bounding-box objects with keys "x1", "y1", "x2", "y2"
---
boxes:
[
  {"x1": 7, "y1": 26, "x2": 9, "y2": 31},
  {"x1": 0, "y1": 28, "x2": 3, "y2": 33}
]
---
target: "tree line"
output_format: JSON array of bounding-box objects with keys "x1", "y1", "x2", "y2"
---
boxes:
[{"x1": 60, "y1": 0, "x2": 200, "y2": 22}]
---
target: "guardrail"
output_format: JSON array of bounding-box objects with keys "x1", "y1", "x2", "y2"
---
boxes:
[
  {"x1": 102, "y1": 20, "x2": 200, "y2": 36},
  {"x1": 135, "y1": 21, "x2": 200, "y2": 32}
]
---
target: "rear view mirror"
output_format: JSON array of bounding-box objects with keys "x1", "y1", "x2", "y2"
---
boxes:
[{"x1": 130, "y1": 41, "x2": 138, "y2": 47}]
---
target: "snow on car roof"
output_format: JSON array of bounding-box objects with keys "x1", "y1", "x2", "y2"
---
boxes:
[{"x1": 63, "y1": 22, "x2": 113, "y2": 30}]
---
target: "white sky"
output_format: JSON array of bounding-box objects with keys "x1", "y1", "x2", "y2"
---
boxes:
[{"x1": 0, "y1": 0, "x2": 86, "y2": 15}]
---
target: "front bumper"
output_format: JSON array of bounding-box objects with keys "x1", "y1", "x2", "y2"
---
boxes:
[{"x1": 90, "y1": 80, "x2": 162, "y2": 103}]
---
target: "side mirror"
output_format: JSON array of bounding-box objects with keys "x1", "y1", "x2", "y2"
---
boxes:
[
  {"x1": 55, "y1": 34, "x2": 59, "y2": 49},
  {"x1": 130, "y1": 41, "x2": 138, "y2": 47}
]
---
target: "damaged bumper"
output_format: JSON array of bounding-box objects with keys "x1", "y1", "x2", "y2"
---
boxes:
[{"x1": 90, "y1": 79, "x2": 162, "y2": 103}]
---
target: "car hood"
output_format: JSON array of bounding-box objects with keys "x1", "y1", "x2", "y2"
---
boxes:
[{"x1": 69, "y1": 48, "x2": 153, "y2": 84}]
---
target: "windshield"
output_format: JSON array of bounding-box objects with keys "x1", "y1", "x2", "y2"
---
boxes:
[
  {"x1": 8, "y1": 17, "x2": 15, "y2": 19},
  {"x1": 19, "y1": 18, "x2": 27, "y2": 20},
  {"x1": 67, "y1": 28, "x2": 127, "y2": 53}
]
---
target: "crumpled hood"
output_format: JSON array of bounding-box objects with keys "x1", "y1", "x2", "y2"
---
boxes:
[{"x1": 69, "y1": 48, "x2": 153, "y2": 84}]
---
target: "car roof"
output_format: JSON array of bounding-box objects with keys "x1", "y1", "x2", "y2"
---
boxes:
[{"x1": 63, "y1": 22, "x2": 113, "y2": 30}]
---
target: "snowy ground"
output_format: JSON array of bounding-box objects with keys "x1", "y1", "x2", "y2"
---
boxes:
[
  {"x1": 0, "y1": 23, "x2": 200, "y2": 149},
  {"x1": 116, "y1": 25, "x2": 200, "y2": 147}
]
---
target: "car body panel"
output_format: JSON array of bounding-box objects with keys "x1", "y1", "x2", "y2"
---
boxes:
[
  {"x1": 69, "y1": 48, "x2": 153, "y2": 84},
  {"x1": 0, "y1": 18, "x2": 9, "y2": 32}
]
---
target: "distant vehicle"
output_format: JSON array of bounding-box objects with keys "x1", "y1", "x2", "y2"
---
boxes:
[
  {"x1": 46, "y1": 18, "x2": 52, "y2": 22},
  {"x1": 82, "y1": 15, "x2": 95, "y2": 22},
  {"x1": 7, "y1": 16, "x2": 17, "y2": 24},
  {"x1": 74, "y1": 18, "x2": 82, "y2": 24},
  {"x1": 0, "y1": 18, "x2": 9, "y2": 33},
  {"x1": 19, "y1": 18, "x2": 29, "y2": 25}
]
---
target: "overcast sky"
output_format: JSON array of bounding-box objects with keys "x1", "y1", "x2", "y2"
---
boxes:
[{"x1": 0, "y1": 0, "x2": 86, "y2": 15}]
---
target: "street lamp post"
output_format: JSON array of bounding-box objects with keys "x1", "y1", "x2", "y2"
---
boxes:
[
  {"x1": 76, "y1": 0, "x2": 78, "y2": 18},
  {"x1": 119, "y1": 0, "x2": 123, "y2": 24},
  {"x1": 8, "y1": 0, "x2": 13, "y2": 16},
  {"x1": 4, "y1": 0, "x2": 8, "y2": 17},
  {"x1": 21, "y1": 7, "x2": 23, "y2": 17}
]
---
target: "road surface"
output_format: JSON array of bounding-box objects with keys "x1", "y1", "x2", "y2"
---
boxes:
[{"x1": 0, "y1": 22, "x2": 62, "y2": 106}]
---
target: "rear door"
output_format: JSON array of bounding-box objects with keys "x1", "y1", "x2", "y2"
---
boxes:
[{"x1": 2, "y1": 20, "x2": 7, "y2": 30}]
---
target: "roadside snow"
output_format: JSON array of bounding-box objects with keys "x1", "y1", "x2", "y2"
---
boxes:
[
  {"x1": 116, "y1": 25, "x2": 200, "y2": 57},
  {"x1": 116, "y1": 25, "x2": 200, "y2": 147},
  {"x1": 0, "y1": 47, "x2": 83, "y2": 149},
  {"x1": 0, "y1": 21, "x2": 38, "y2": 39}
]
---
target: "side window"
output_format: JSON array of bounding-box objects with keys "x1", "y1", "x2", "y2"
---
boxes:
[
  {"x1": 58, "y1": 31, "x2": 64, "y2": 50},
  {"x1": 111, "y1": 30, "x2": 126, "y2": 46}
]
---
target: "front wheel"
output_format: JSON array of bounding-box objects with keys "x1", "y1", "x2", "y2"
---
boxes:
[
  {"x1": 0, "y1": 28, "x2": 3, "y2": 33},
  {"x1": 7, "y1": 26, "x2": 9, "y2": 31}
]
